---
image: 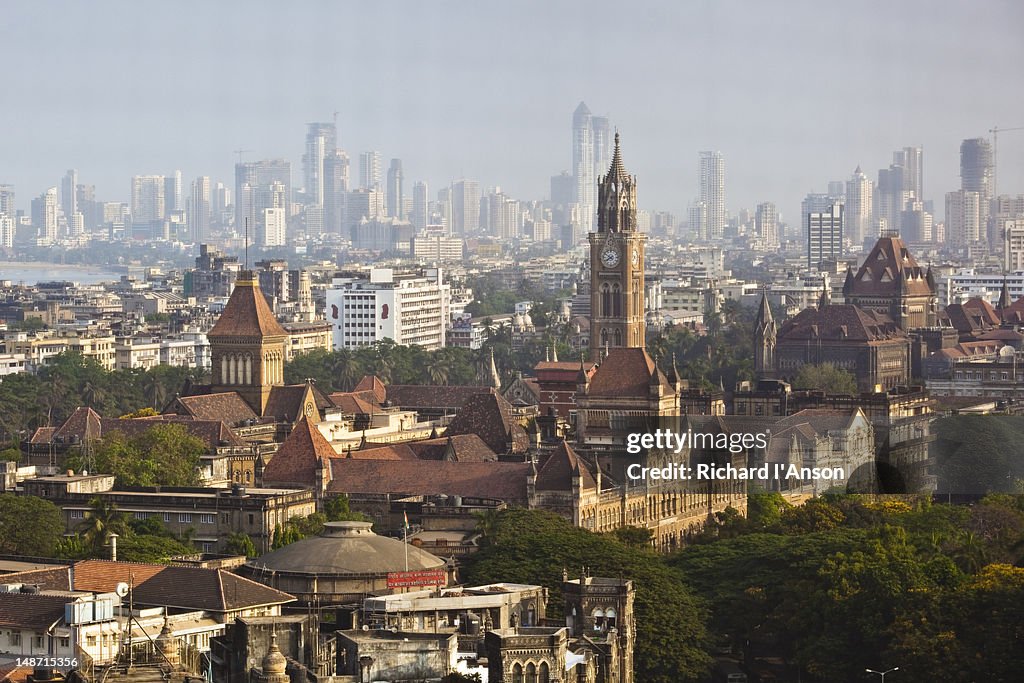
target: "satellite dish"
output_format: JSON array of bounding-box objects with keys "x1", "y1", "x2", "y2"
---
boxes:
[
  {"x1": 115, "y1": 582, "x2": 130, "y2": 597},
  {"x1": 362, "y1": 625, "x2": 369, "y2": 631}
]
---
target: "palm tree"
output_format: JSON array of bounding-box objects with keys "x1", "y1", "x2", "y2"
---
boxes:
[
  {"x1": 81, "y1": 380, "x2": 105, "y2": 408},
  {"x1": 332, "y1": 349, "x2": 361, "y2": 392},
  {"x1": 79, "y1": 497, "x2": 128, "y2": 554}
]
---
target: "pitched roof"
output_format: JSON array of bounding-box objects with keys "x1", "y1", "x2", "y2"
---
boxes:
[
  {"x1": 263, "y1": 417, "x2": 336, "y2": 486},
  {"x1": 353, "y1": 375, "x2": 388, "y2": 405},
  {"x1": 207, "y1": 274, "x2": 288, "y2": 339},
  {"x1": 52, "y1": 406, "x2": 102, "y2": 444},
  {"x1": 845, "y1": 235, "x2": 934, "y2": 298},
  {"x1": 587, "y1": 347, "x2": 673, "y2": 398},
  {"x1": 264, "y1": 383, "x2": 333, "y2": 423},
  {"x1": 0, "y1": 566, "x2": 72, "y2": 592},
  {"x1": 445, "y1": 390, "x2": 529, "y2": 454},
  {"x1": 98, "y1": 416, "x2": 246, "y2": 450},
  {"x1": 0, "y1": 593, "x2": 69, "y2": 631},
  {"x1": 405, "y1": 434, "x2": 497, "y2": 462},
  {"x1": 328, "y1": 392, "x2": 378, "y2": 415},
  {"x1": 167, "y1": 392, "x2": 259, "y2": 425},
  {"x1": 536, "y1": 441, "x2": 596, "y2": 491},
  {"x1": 386, "y1": 384, "x2": 490, "y2": 411},
  {"x1": 778, "y1": 304, "x2": 907, "y2": 342},
  {"x1": 345, "y1": 443, "x2": 419, "y2": 460},
  {"x1": 327, "y1": 458, "x2": 530, "y2": 504},
  {"x1": 69, "y1": 559, "x2": 294, "y2": 612}
]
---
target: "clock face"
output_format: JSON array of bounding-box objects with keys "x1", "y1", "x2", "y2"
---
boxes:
[
  {"x1": 304, "y1": 402, "x2": 315, "y2": 417},
  {"x1": 600, "y1": 244, "x2": 620, "y2": 268},
  {"x1": 631, "y1": 248, "x2": 640, "y2": 267}
]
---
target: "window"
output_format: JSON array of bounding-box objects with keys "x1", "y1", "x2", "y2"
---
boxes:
[
  {"x1": 10, "y1": 632, "x2": 21, "y2": 646},
  {"x1": 199, "y1": 514, "x2": 215, "y2": 525},
  {"x1": 163, "y1": 513, "x2": 172, "y2": 523},
  {"x1": 134, "y1": 512, "x2": 149, "y2": 520},
  {"x1": 59, "y1": 637, "x2": 70, "y2": 648},
  {"x1": 179, "y1": 513, "x2": 192, "y2": 523},
  {"x1": 86, "y1": 635, "x2": 95, "y2": 646},
  {"x1": 512, "y1": 664, "x2": 524, "y2": 683},
  {"x1": 248, "y1": 513, "x2": 255, "y2": 525},
  {"x1": 70, "y1": 510, "x2": 84, "y2": 519}
]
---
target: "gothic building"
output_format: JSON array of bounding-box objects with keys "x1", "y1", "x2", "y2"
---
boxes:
[
  {"x1": 589, "y1": 133, "x2": 646, "y2": 358},
  {"x1": 207, "y1": 270, "x2": 289, "y2": 416},
  {"x1": 842, "y1": 234, "x2": 938, "y2": 329}
]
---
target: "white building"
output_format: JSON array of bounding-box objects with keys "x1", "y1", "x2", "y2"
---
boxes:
[
  {"x1": 326, "y1": 268, "x2": 451, "y2": 350},
  {"x1": 261, "y1": 207, "x2": 286, "y2": 247},
  {"x1": 845, "y1": 166, "x2": 873, "y2": 246},
  {"x1": 939, "y1": 268, "x2": 1024, "y2": 307},
  {"x1": 699, "y1": 151, "x2": 725, "y2": 240}
]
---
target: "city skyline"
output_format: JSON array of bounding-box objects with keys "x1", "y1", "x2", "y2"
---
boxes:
[{"x1": 2, "y1": 1, "x2": 1023, "y2": 226}]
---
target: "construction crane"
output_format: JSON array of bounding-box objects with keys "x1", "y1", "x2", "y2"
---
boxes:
[
  {"x1": 234, "y1": 148, "x2": 253, "y2": 164},
  {"x1": 989, "y1": 126, "x2": 1024, "y2": 198}
]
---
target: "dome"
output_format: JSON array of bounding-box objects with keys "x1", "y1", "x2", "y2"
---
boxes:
[
  {"x1": 262, "y1": 632, "x2": 287, "y2": 675},
  {"x1": 250, "y1": 521, "x2": 445, "y2": 576}
]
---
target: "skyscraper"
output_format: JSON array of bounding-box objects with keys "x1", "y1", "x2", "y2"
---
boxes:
[
  {"x1": 235, "y1": 159, "x2": 291, "y2": 233},
  {"x1": 61, "y1": 169, "x2": 78, "y2": 222},
  {"x1": 572, "y1": 102, "x2": 595, "y2": 232},
  {"x1": 164, "y1": 171, "x2": 182, "y2": 215},
  {"x1": 960, "y1": 138, "x2": 993, "y2": 199},
  {"x1": 190, "y1": 176, "x2": 211, "y2": 244},
  {"x1": 806, "y1": 199, "x2": 844, "y2": 268},
  {"x1": 755, "y1": 202, "x2": 778, "y2": 248},
  {"x1": 386, "y1": 158, "x2": 404, "y2": 219},
  {"x1": 452, "y1": 180, "x2": 480, "y2": 235},
  {"x1": 31, "y1": 187, "x2": 58, "y2": 244},
  {"x1": 323, "y1": 150, "x2": 350, "y2": 236},
  {"x1": 131, "y1": 175, "x2": 166, "y2": 223},
  {"x1": 845, "y1": 166, "x2": 873, "y2": 246},
  {"x1": 592, "y1": 116, "x2": 611, "y2": 180},
  {"x1": 359, "y1": 151, "x2": 382, "y2": 190},
  {"x1": 876, "y1": 147, "x2": 923, "y2": 237},
  {"x1": 304, "y1": 121, "x2": 337, "y2": 207},
  {"x1": 699, "y1": 151, "x2": 725, "y2": 240},
  {"x1": 0, "y1": 185, "x2": 15, "y2": 221},
  {"x1": 412, "y1": 181, "x2": 429, "y2": 231}
]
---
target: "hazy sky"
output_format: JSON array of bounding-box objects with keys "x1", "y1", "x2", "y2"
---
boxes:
[{"x1": 3, "y1": 0, "x2": 1023, "y2": 224}]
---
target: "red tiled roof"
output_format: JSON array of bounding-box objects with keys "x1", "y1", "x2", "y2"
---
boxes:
[
  {"x1": 404, "y1": 434, "x2": 497, "y2": 462},
  {"x1": 264, "y1": 383, "x2": 333, "y2": 423},
  {"x1": 52, "y1": 406, "x2": 102, "y2": 443},
  {"x1": 778, "y1": 304, "x2": 907, "y2": 342},
  {"x1": 536, "y1": 441, "x2": 596, "y2": 491},
  {"x1": 97, "y1": 416, "x2": 246, "y2": 450},
  {"x1": 327, "y1": 458, "x2": 530, "y2": 504},
  {"x1": 0, "y1": 593, "x2": 69, "y2": 630},
  {"x1": 328, "y1": 392, "x2": 378, "y2": 415},
  {"x1": 587, "y1": 347, "x2": 672, "y2": 398},
  {"x1": 69, "y1": 559, "x2": 294, "y2": 612},
  {"x1": 345, "y1": 444, "x2": 419, "y2": 460},
  {"x1": 207, "y1": 276, "x2": 288, "y2": 338},
  {"x1": 263, "y1": 417, "x2": 335, "y2": 486},
  {"x1": 446, "y1": 391, "x2": 529, "y2": 454},
  {"x1": 353, "y1": 375, "x2": 388, "y2": 405},
  {"x1": 846, "y1": 236, "x2": 933, "y2": 298},
  {"x1": 386, "y1": 384, "x2": 490, "y2": 410},
  {"x1": 167, "y1": 392, "x2": 259, "y2": 425}
]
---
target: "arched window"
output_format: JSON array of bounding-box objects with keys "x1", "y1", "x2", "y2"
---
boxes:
[
  {"x1": 592, "y1": 608, "x2": 605, "y2": 630},
  {"x1": 612, "y1": 283, "x2": 622, "y2": 317},
  {"x1": 601, "y1": 283, "x2": 611, "y2": 317},
  {"x1": 512, "y1": 663, "x2": 523, "y2": 683},
  {"x1": 539, "y1": 662, "x2": 550, "y2": 683},
  {"x1": 525, "y1": 662, "x2": 537, "y2": 683},
  {"x1": 614, "y1": 328, "x2": 622, "y2": 346},
  {"x1": 606, "y1": 608, "x2": 617, "y2": 629}
]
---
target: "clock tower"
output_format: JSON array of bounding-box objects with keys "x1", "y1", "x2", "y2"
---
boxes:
[{"x1": 589, "y1": 133, "x2": 646, "y2": 361}]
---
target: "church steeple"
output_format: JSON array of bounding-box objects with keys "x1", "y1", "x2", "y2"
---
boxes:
[
  {"x1": 597, "y1": 133, "x2": 637, "y2": 233},
  {"x1": 754, "y1": 290, "x2": 776, "y2": 378}
]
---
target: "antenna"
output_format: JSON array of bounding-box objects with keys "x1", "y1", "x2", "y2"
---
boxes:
[{"x1": 244, "y1": 217, "x2": 249, "y2": 270}]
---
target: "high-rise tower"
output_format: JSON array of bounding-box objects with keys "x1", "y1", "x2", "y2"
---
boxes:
[
  {"x1": 845, "y1": 166, "x2": 873, "y2": 246},
  {"x1": 589, "y1": 134, "x2": 646, "y2": 359},
  {"x1": 572, "y1": 102, "x2": 596, "y2": 232},
  {"x1": 699, "y1": 151, "x2": 725, "y2": 240},
  {"x1": 386, "y1": 158, "x2": 404, "y2": 219},
  {"x1": 304, "y1": 122, "x2": 337, "y2": 208}
]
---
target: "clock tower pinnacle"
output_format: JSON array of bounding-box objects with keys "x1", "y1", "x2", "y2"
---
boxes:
[{"x1": 589, "y1": 133, "x2": 646, "y2": 361}]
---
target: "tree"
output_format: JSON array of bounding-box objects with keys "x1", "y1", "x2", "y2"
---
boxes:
[
  {"x1": 323, "y1": 494, "x2": 368, "y2": 522},
  {"x1": 0, "y1": 494, "x2": 64, "y2": 556},
  {"x1": 225, "y1": 532, "x2": 258, "y2": 558},
  {"x1": 792, "y1": 363, "x2": 858, "y2": 394},
  {"x1": 87, "y1": 424, "x2": 204, "y2": 487},
  {"x1": 79, "y1": 497, "x2": 129, "y2": 553},
  {"x1": 611, "y1": 525, "x2": 654, "y2": 548},
  {"x1": 117, "y1": 534, "x2": 195, "y2": 563}
]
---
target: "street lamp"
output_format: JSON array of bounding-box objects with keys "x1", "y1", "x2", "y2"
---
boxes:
[{"x1": 866, "y1": 667, "x2": 899, "y2": 681}]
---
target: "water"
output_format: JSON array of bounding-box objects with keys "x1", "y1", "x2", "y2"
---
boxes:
[{"x1": 0, "y1": 261, "x2": 125, "y2": 286}]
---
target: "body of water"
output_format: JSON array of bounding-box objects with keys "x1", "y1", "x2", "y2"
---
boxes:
[{"x1": 0, "y1": 261, "x2": 126, "y2": 285}]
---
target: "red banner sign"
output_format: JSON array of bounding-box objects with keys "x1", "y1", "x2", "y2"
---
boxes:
[{"x1": 387, "y1": 569, "x2": 447, "y2": 588}]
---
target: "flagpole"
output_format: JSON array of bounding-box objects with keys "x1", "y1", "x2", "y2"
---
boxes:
[{"x1": 404, "y1": 511, "x2": 409, "y2": 572}]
